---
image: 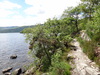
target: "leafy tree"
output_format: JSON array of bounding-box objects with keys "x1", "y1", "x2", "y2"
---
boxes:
[
  {"x1": 86, "y1": 8, "x2": 100, "y2": 42},
  {"x1": 22, "y1": 17, "x2": 74, "y2": 72},
  {"x1": 80, "y1": 0, "x2": 100, "y2": 20},
  {"x1": 62, "y1": 6, "x2": 81, "y2": 32}
]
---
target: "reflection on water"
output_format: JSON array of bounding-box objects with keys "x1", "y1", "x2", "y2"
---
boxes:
[{"x1": 0, "y1": 33, "x2": 33, "y2": 74}]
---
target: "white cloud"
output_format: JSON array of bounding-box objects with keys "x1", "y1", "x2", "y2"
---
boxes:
[
  {"x1": 0, "y1": 15, "x2": 44, "y2": 27},
  {"x1": 0, "y1": 9, "x2": 13, "y2": 17},
  {"x1": 24, "y1": 0, "x2": 81, "y2": 15},
  {"x1": 0, "y1": 1, "x2": 21, "y2": 18},
  {"x1": 0, "y1": 0, "x2": 81, "y2": 27},
  {"x1": 12, "y1": 15, "x2": 23, "y2": 19},
  {"x1": 24, "y1": 7, "x2": 40, "y2": 15},
  {"x1": 0, "y1": 1, "x2": 21, "y2": 9},
  {"x1": 24, "y1": 0, "x2": 81, "y2": 24},
  {"x1": 0, "y1": 0, "x2": 22, "y2": 26}
]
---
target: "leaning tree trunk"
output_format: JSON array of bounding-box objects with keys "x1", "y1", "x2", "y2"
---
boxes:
[{"x1": 75, "y1": 15, "x2": 78, "y2": 32}]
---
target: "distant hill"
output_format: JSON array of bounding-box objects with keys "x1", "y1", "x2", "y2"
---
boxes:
[{"x1": 0, "y1": 25, "x2": 35, "y2": 33}]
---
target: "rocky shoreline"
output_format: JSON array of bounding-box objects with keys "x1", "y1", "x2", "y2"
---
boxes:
[{"x1": 2, "y1": 55, "x2": 27, "y2": 75}]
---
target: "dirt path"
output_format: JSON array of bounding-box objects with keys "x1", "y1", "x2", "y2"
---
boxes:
[{"x1": 68, "y1": 39, "x2": 100, "y2": 75}]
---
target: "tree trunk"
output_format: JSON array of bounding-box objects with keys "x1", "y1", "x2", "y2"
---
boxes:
[
  {"x1": 43, "y1": 44, "x2": 51, "y2": 63},
  {"x1": 75, "y1": 15, "x2": 78, "y2": 32}
]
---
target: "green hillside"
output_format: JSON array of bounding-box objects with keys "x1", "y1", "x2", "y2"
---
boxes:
[{"x1": 0, "y1": 26, "x2": 34, "y2": 33}]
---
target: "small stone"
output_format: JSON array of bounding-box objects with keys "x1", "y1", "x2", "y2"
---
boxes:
[
  {"x1": 2, "y1": 67, "x2": 12, "y2": 73},
  {"x1": 10, "y1": 55, "x2": 17, "y2": 59}
]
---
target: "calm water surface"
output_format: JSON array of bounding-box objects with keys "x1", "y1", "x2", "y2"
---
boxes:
[{"x1": 0, "y1": 33, "x2": 33, "y2": 74}]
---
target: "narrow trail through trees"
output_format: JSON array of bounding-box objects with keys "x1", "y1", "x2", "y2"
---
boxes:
[{"x1": 68, "y1": 39, "x2": 100, "y2": 75}]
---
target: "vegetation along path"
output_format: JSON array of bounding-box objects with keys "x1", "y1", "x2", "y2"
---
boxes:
[{"x1": 68, "y1": 39, "x2": 100, "y2": 75}]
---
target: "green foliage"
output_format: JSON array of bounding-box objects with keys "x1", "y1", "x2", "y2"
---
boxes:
[
  {"x1": 77, "y1": 3, "x2": 100, "y2": 67},
  {"x1": 23, "y1": 17, "x2": 74, "y2": 74},
  {"x1": 49, "y1": 61, "x2": 71, "y2": 75},
  {"x1": 49, "y1": 50, "x2": 71, "y2": 75},
  {"x1": 22, "y1": 0, "x2": 100, "y2": 73},
  {"x1": 40, "y1": 56, "x2": 51, "y2": 72},
  {"x1": 62, "y1": 6, "x2": 81, "y2": 31},
  {"x1": 86, "y1": 8, "x2": 100, "y2": 42},
  {"x1": 80, "y1": 0, "x2": 100, "y2": 20}
]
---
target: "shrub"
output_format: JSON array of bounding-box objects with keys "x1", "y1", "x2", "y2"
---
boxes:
[{"x1": 49, "y1": 50, "x2": 71, "y2": 75}]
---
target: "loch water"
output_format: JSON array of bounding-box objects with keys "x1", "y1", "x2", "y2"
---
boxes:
[{"x1": 0, "y1": 33, "x2": 33, "y2": 74}]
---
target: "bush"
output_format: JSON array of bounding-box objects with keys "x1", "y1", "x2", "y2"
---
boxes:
[
  {"x1": 49, "y1": 50, "x2": 71, "y2": 75},
  {"x1": 49, "y1": 61, "x2": 71, "y2": 75},
  {"x1": 40, "y1": 56, "x2": 51, "y2": 72}
]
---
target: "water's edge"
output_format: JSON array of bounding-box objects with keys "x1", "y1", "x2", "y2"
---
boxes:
[{"x1": 0, "y1": 33, "x2": 33, "y2": 75}]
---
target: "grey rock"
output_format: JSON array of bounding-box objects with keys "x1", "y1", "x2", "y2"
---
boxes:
[
  {"x1": 21, "y1": 68, "x2": 26, "y2": 73},
  {"x1": 10, "y1": 55, "x2": 17, "y2": 59},
  {"x1": 13, "y1": 68, "x2": 22, "y2": 75},
  {"x1": 25, "y1": 67, "x2": 34, "y2": 75},
  {"x1": 70, "y1": 46, "x2": 77, "y2": 51},
  {"x1": 4, "y1": 72, "x2": 11, "y2": 75},
  {"x1": 2, "y1": 67, "x2": 12, "y2": 73}
]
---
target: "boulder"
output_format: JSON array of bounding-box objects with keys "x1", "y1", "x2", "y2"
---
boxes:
[
  {"x1": 4, "y1": 72, "x2": 11, "y2": 75},
  {"x1": 13, "y1": 68, "x2": 22, "y2": 75},
  {"x1": 94, "y1": 47, "x2": 100, "y2": 57},
  {"x1": 80, "y1": 30, "x2": 91, "y2": 41},
  {"x1": 29, "y1": 45, "x2": 33, "y2": 49},
  {"x1": 10, "y1": 55, "x2": 17, "y2": 59},
  {"x1": 2, "y1": 67, "x2": 12, "y2": 73},
  {"x1": 25, "y1": 67, "x2": 34, "y2": 75},
  {"x1": 21, "y1": 68, "x2": 26, "y2": 73}
]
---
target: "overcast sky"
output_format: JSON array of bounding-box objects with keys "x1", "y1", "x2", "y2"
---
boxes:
[{"x1": 0, "y1": 0, "x2": 81, "y2": 27}]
